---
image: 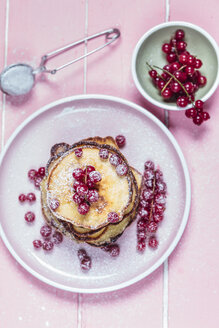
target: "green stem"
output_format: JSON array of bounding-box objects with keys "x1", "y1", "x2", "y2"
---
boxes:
[
  {"x1": 148, "y1": 172, "x2": 156, "y2": 223},
  {"x1": 161, "y1": 65, "x2": 187, "y2": 93},
  {"x1": 152, "y1": 64, "x2": 195, "y2": 107},
  {"x1": 146, "y1": 62, "x2": 165, "y2": 81}
]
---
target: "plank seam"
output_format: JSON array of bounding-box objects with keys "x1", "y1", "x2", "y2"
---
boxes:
[
  {"x1": 1, "y1": 0, "x2": 10, "y2": 150},
  {"x1": 163, "y1": 1, "x2": 169, "y2": 328},
  {"x1": 83, "y1": 0, "x2": 89, "y2": 94}
]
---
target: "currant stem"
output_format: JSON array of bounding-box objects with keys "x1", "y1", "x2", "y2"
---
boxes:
[
  {"x1": 152, "y1": 64, "x2": 195, "y2": 107},
  {"x1": 85, "y1": 166, "x2": 88, "y2": 184},
  {"x1": 148, "y1": 172, "x2": 156, "y2": 223},
  {"x1": 146, "y1": 62, "x2": 165, "y2": 81},
  {"x1": 161, "y1": 65, "x2": 187, "y2": 93}
]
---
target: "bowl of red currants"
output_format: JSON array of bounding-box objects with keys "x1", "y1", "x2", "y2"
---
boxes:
[{"x1": 132, "y1": 21, "x2": 219, "y2": 125}]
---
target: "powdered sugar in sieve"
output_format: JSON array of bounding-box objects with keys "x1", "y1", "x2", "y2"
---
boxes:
[{"x1": 0, "y1": 64, "x2": 35, "y2": 96}]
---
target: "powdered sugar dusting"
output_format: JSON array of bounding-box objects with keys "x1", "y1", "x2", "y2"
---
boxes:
[{"x1": 0, "y1": 97, "x2": 189, "y2": 292}]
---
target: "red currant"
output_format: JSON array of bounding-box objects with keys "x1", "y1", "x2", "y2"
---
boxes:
[
  {"x1": 195, "y1": 99, "x2": 204, "y2": 110},
  {"x1": 185, "y1": 65, "x2": 195, "y2": 76},
  {"x1": 170, "y1": 81, "x2": 181, "y2": 93},
  {"x1": 171, "y1": 61, "x2": 181, "y2": 72},
  {"x1": 166, "y1": 53, "x2": 177, "y2": 63},
  {"x1": 49, "y1": 198, "x2": 60, "y2": 211},
  {"x1": 147, "y1": 221, "x2": 158, "y2": 233},
  {"x1": 87, "y1": 189, "x2": 99, "y2": 203},
  {"x1": 185, "y1": 108, "x2": 197, "y2": 119},
  {"x1": 109, "y1": 244, "x2": 120, "y2": 257},
  {"x1": 137, "y1": 240, "x2": 146, "y2": 252},
  {"x1": 177, "y1": 96, "x2": 189, "y2": 108},
  {"x1": 154, "y1": 204, "x2": 165, "y2": 215},
  {"x1": 162, "y1": 43, "x2": 172, "y2": 54},
  {"x1": 115, "y1": 135, "x2": 126, "y2": 148},
  {"x1": 34, "y1": 176, "x2": 43, "y2": 189},
  {"x1": 38, "y1": 167, "x2": 45, "y2": 177},
  {"x1": 175, "y1": 29, "x2": 185, "y2": 40},
  {"x1": 149, "y1": 69, "x2": 157, "y2": 78},
  {"x1": 75, "y1": 148, "x2": 83, "y2": 158},
  {"x1": 144, "y1": 161, "x2": 155, "y2": 170},
  {"x1": 28, "y1": 169, "x2": 38, "y2": 180},
  {"x1": 40, "y1": 225, "x2": 52, "y2": 238},
  {"x1": 155, "y1": 193, "x2": 166, "y2": 205},
  {"x1": 193, "y1": 115, "x2": 203, "y2": 126},
  {"x1": 42, "y1": 240, "x2": 54, "y2": 251},
  {"x1": 157, "y1": 79, "x2": 166, "y2": 90},
  {"x1": 184, "y1": 82, "x2": 194, "y2": 94},
  {"x1": 88, "y1": 171, "x2": 102, "y2": 183},
  {"x1": 33, "y1": 240, "x2": 42, "y2": 249},
  {"x1": 76, "y1": 183, "x2": 88, "y2": 197},
  {"x1": 72, "y1": 168, "x2": 85, "y2": 181},
  {"x1": 109, "y1": 154, "x2": 122, "y2": 166},
  {"x1": 138, "y1": 207, "x2": 149, "y2": 219},
  {"x1": 137, "y1": 218, "x2": 147, "y2": 231},
  {"x1": 116, "y1": 163, "x2": 128, "y2": 176},
  {"x1": 142, "y1": 189, "x2": 153, "y2": 201},
  {"x1": 187, "y1": 55, "x2": 196, "y2": 66},
  {"x1": 179, "y1": 53, "x2": 188, "y2": 64},
  {"x1": 176, "y1": 41, "x2": 187, "y2": 52},
  {"x1": 148, "y1": 237, "x2": 159, "y2": 249},
  {"x1": 78, "y1": 202, "x2": 90, "y2": 215},
  {"x1": 52, "y1": 231, "x2": 63, "y2": 244},
  {"x1": 86, "y1": 180, "x2": 95, "y2": 189},
  {"x1": 99, "y1": 148, "x2": 109, "y2": 159},
  {"x1": 78, "y1": 249, "x2": 87, "y2": 261},
  {"x1": 86, "y1": 165, "x2": 95, "y2": 174},
  {"x1": 156, "y1": 180, "x2": 167, "y2": 193},
  {"x1": 202, "y1": 112, "x2": 210, "y2": 121},
  {"x1": 18, "y1": 194, "x2": 26, "y2": 203},
  {"x1": 198, "y1": 75, "x2": 207, "y2": 86},
  {"x1": 161, "y1": 88, "x2": 172, "y2": 99},
  {"x1": 153, "y1": 213, "x2": 164, "y2": 223},
  {"x1": 72, "y1": 193, "x2": 84, "y2": 204},
  {"x1": 144, "y1": 169, "x2": 154, "y2": 180},
  {"x1": 174, "y1": 70, "x2": 187, "y2": 83},
  {"x1": 194, "y1": 59, "x2": 202, "y2": 69},
  {"x1": 163, "y1": 64, "x2": 173, "y2": 73},
  {"x1": 80, "y1": 256, "x2": 92, "y2": 271},
  {"x1": 107, "y1": 212, "x2": 119, "y2": 223},
  {"x1": 25, "y1": 211, "x2": 35, "y2": 223},
  {"x1": 26, "y1": 192, "x2": 36, "y2": 202}
]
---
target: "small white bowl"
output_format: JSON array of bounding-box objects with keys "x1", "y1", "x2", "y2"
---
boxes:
[{"x1": 132, "y1": 21, "x2": 219, "y2": 111}]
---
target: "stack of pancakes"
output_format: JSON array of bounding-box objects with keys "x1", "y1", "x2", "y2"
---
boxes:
[{"x1": 40, "y1": 137, "x2": 142, "y2": 247}]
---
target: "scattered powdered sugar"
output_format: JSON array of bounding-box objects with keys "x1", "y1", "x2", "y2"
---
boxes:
[{"x1": 0, "y1": 99, "x2": 189, "y2": 292}]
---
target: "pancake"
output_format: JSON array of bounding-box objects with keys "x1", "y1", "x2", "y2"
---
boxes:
[{"x1": 40, "y1": 137, "x2": 142, "y2": 246}]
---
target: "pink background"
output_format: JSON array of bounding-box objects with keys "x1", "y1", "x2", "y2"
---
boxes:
[{"x1": 0, "y1": 0, "x2": 219, "y2": 327}]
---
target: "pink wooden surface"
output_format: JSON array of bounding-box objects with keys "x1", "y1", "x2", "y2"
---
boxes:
[{"x1": 0, "y1": 1, "x2": 219, "y2": 328}]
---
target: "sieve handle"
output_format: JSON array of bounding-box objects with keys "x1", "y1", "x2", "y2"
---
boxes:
[{"x1": 36, "y1": 28, "x2": 120, "y2": 75}]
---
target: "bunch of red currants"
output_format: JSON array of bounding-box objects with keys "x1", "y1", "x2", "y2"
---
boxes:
[{"x1": 148, "y1": 29, "x2": 210, "y2": 126}]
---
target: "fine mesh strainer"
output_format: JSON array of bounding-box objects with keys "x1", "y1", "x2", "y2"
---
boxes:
[{"x1": 0, "y1": 28, "x2": 120, "y2": 96}]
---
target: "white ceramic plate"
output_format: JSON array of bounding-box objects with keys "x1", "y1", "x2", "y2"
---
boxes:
[{"x1": 0, "y1": 95, "x2": 191, "y2": 293}]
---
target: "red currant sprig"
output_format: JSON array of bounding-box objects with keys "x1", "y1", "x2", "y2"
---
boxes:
[
  {"x1": 146, "y1": 29, "x2": 210, "y2": 126},
  {"x1": 150, "y1": 63, "x2": 210, "y2": 126},
  {"x1": 136, "y1": 160, "x2": 167, "y2": 252}
]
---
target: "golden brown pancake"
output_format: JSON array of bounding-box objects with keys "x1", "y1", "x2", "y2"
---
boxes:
[{"x1": 40, "y1": 137, "x2": 142, "y2": 246}]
